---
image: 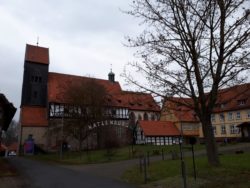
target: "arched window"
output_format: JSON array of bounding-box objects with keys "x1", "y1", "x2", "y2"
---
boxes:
[
  {"x1": 151, "y1": 114, "x2": 155, "y2": 121},
  {"x1": 30, "y1": 69, "x2": 42, "y2": 83},
  {"x1": 138, "y1": 114, "x2": 142, "y2": 121}
]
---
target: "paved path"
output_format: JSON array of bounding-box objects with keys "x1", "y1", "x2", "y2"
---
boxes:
[{"x1": 62, "y1": 142, "x2": 250, "y2": 179}]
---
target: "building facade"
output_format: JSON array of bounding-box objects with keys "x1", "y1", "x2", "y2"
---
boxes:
[
  {"x1": 136, "y1": 120, "x2": 180, "y2": 145},
  {"x1": 161, "y1": 98, "x2": 200, "y2": 143},
  {"x1": 203, "y1": 84, "x2": 250, "y2": 142},
  {"x1": 19, "y1": 44, "x2": 160, "y2": 151},
  {"x1": 161, "y1": 84, "x2": 250, "y2": 142}
]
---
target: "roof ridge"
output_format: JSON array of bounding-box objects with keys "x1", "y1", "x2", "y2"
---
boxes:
[
  {"x1": 49, "y1": 72, "x2": 120, "y2": 83},
  {"x1": 26, "y1": 43, "x2": 49, "y2": 50}
]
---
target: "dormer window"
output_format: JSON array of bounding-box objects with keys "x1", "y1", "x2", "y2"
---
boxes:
[
  {"x1": 220, "y1": 103, "x2": 226, "y2": 109},
  {"x1": 237, "y1": 99, "x2": 246, "y2": 106}
]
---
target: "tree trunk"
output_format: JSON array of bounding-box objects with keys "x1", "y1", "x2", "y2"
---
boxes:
[{"x1": 201, "y1": 118, "x2": 220, "y2": 166}]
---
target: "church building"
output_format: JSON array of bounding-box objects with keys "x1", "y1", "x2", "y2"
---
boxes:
[{"x1": 19, "y1": 44, "x2": 160, "y2": 151}]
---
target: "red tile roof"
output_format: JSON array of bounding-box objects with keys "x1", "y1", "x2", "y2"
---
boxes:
[
  {"x1": 21, "y1": 106, "x2": 48, "y2": 127},
  {"x1": 139, "y1": 120, "x2": 180, "y2": 136},
  {"x1": 163, "y1": 83, "x2": 250, "y2": 121},
  {"x1": 25, "y1": 44, "x2": 49, "y2": 65},
  {"x1": 163, "y1": 98, "x2": 199, "y2": 122},
  {"x1": 48, "y1": 72, "x2": 160, "y2": 111},
  {"x1": 114, "y1": 91, "x2": 160, "y2": 111},
  {"x1": 48, "y1": 72, "x2": 122, "y2": 104},
  {"x1": 214, "y1": 83, "x2": 250, "y2": 112}
]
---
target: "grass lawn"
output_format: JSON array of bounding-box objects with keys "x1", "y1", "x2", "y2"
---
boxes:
[
  {"x1": 122, "y1": 152, "x2": 250, "y2": 188},
  {"x1": 0, "y1": 158, "x2": 17, "y2": 177},
  {"x1": 26, "y1": 144, "x2": 204, "y2": 165}
]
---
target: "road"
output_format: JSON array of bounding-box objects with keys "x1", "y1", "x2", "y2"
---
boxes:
[
  {"x1": 5, "y1": 142, "x2": 250, "y2": 188},
  {"x1": 8, "y1": 157, "x2": 135, "y2": 188}
]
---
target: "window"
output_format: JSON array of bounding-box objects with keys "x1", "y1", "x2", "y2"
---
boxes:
[
  {"x1": 143, "y1": 113, "x2": 148, "y2": 120},
  {"x1": 236, "y1": 112, "x2": 241, "y2": 119},
  {"x1": 230, "y1": 125, "x2": 240, "y2": 134},
  {"x1": 146, "y1": 137, "x2": 151, "y2": 144},
  {"x1": 183, "y1": 124, "x2": 193, "y2": 130},
  {"x1": 211, "y1": 114, "x2": 215, "y2": 122},
  {"x1": 213, "y1": 126, "x2": 217, "y2": 135},
  {"x1": 156, "y1": 137, "x2": 160, "y2": 145},
  {"x1": 221, "y1": 103, "x2": 226, "y2": 109},
  {"x1": 151, "y1": 114, "x2": 155, "y2": 121},
  {"x1": 165, "y1": 137, "x2": 169, "y2": 145},
  {"x1": 237, "y1": 99, "x2": 247, "y2": 106},
  {"x1": 228, "y1": 112, "x2": 233, "y2": 121},
  {"x1": 169, "y1": 137, "x2": 173, "y2": 145},
  {"x1": 247, "y1": 111, "x2": 250, "y2": 119},
  {"x1": 31, "y1": 75, "x2": 42, "y2": 83},
  {"x1": 112, "y1": 109, "x2": 116, "y2": 116},
  {"x1": 221, "y1": 125, "x2": 226, "y2": 135},
  {"x1": 219, "y1": 114, "x2": 225, "y2": 122}
]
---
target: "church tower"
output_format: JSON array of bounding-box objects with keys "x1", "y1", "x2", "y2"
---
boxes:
[
  {"x1": 21, "y1": 44, "x2": 49, "y2": 107},
  {"x1": 20, "y1": 44, "x2": 50, "y2": 150}
]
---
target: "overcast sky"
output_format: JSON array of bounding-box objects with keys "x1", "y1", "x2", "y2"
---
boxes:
[{"x1": 0, "y1": 0, "x2": 139, "y2": 120}]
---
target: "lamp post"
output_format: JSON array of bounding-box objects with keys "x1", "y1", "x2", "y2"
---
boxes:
[
  {"x1": 179, "y1": 137, "x2": 187, "y2": 188},
  {"x1": 179, "y1": 109, "x2": 187, "y2": 188}
]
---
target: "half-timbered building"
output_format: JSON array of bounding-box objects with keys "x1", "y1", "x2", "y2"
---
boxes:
[{"x1": 19, "y1": 44, "x2": 160, "y2": 151}]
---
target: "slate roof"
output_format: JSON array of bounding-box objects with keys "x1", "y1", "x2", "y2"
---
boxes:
[{"x1": 139, "y1": 120, "x2": 180, "y2": 136}]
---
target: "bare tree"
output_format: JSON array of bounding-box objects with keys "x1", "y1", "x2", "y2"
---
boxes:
[
  {"x1": 123, "y1": 0, "x2": 250, "y2": 166},
  {"x1": 62, "y1": 78, "x2": 109, "y2": 152},
  {"x1": 3, "y1": 120, "x2": 18, "y2": 145}
]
